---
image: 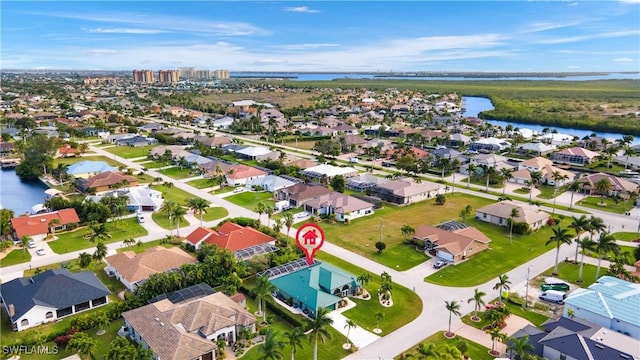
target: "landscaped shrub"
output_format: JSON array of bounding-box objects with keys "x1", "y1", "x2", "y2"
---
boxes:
[
  {"x1": 511, "y1": 222, "x2": 531, "y2": 235},
  {"x1": 54, "y1": 327, "x2": 79, "y2": 347}
]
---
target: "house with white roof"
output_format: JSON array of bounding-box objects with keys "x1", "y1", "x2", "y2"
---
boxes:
[
  {"x1": 540, "y1": 133, "x2": 574, "y2": 146},
  {"x1": 245, "y1": 175, "x2": 297, "y2": 192},
  {"x1": 563, "y1": 276, "x2": 640, "y2": 340},
  {"x1": 517, "y1": 142, "x2": 557, "y2": 156},
  {"x1": 234, "y1": 146, "x2": 274, "y2": 160},
  {"x1": 86, "y1": 185, "x2": 164, "y2": 212},
  {"x1": 302, "y1": 164, "x2": 358, "y2": 180},
  {"x1": 469, "y1": 137, "x2": 511, "y2": 152}
]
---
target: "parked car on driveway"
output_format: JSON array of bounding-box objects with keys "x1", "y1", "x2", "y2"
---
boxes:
[
  {"x1": 541, "y1": 282, "x2": 570, "y2": 291},
  {"x1": 433, "y1": 260, "x2": 448, "y2": 269},
  {"x1": 36, "y1": 248, "x2": 46, "y2": 256},
  {"x1": 27, "y1": 240, "x2": 36, "y2": 249}
]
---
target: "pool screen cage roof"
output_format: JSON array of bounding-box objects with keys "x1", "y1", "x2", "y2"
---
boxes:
[{"x1": 257, "y1": 258, "x2": 321, "y2": 279}]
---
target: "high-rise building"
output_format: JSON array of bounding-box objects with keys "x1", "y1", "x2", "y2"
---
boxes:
[
  {"x1": 195, "y1": 70, "x2": 212, "y2": 80},
  {"x1": 214, "y1": 69, "x2": 230, "y2": 80},
  {"x1": 158, "y1": 70, "x2": 179, "y2": 84},
  {"x1": 178, "y1": 67, "x2": 195, "y2": 80},
  {"x1": 132, "y1": 70, "x2": 155, "y2": 83}
]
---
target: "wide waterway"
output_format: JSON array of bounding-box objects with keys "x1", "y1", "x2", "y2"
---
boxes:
[
  {"x1": 232, "y1": 72, "x2": 640, "y2": 81},
  {"x1": 462, "y1": 96, "x2": 639, "y2": 146},
  {"x1": 0, "y1": 169, "x2": 48, "y2": 215}
]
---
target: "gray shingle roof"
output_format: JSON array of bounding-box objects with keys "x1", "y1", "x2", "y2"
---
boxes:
[{"x1": 0, "y1": 269, "x2": 111, "y2": 321}]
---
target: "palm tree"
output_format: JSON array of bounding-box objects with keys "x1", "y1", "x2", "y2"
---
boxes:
[
  {"x1": 467, "y1": 288, "x2": 486, "y2": 321},
  {"x1": 577, "y1": 238, "x2": 597, "y2": 283},
  {"x1": 444, "y1": 300, "x2": 461, "y2": 337},
  {"x1": 265, "y1": 205, "x2": 274, "y2": 227},
  {"x1": 415, "y1": 343, "x2": 438, "y2": 359},
  {"x1": 524, "y1": 179, "x2": 534, "y2": 202},
  {"x1": 459, "y1": 205, "x2": 473, "y2": 225},
  {"x1": 93, "y1": 241, "x2": 108, "y2": 266},
  {"x1": 551, "y1": 171, "x2": 568, "y2": 215},
  {"x1": 509, "y1": 207, "x2": 519, "y2": 244},
  {"x1": 88, "y1": 222, "x2": 110, "y2": 243},
  {"x1": 258, "y1": 328, "x2": 284, "y2": 360},
  {"x1": 256, "y1": 201, "x2": 267, "y2": 223},
  {"x1": 485, "y1": 166, "x2": 497, "y2": 192},
  {"x1": 487, "y1": 327, "x2": 505, "y2": 356},
  {"x1": 186, "y1": 198, "x2": 209, "y2": 227},
  {"x1": 588, "y1": 216, "x2": 606, "y2": 242},
  {"x1": 500, "y1": 168, "x2": 514, "y2": 195},
  {"x1": 594, "y1": 178, "x2": 612, "y2": 205},
  {"x1": 401, "y1": 225, "x2": 415, "y2": 240},
  {"x1": 171, "y1": 206, "x2": 187, "y2": 237},
  {"x1": 254, "y1": 275, "x2": 275, "y2": 323},
  {"x1": 78, "y1": 252, "x2": 92, "y2": 268},
  {"x1": 310, "y1": 307, "x2": 333, "y2": 360},
  {"x1": 530, "y1": 170, "x2": 542, "y2": 188},
  {"x1": 507, "y1": 335, "x2": 535, "y2": 360},
  {"x1": 567, "y1": 181, "x2": 581, "y2": 210},
  {"x1": 20, "y1": 235, "x2": 31, "y2": 255},
  {"x1": 283, "y1": 327, "x2": 305, "y2": 360},
  {"x1": 68, "y1": 332, "x2": 97, "y2": 360},
  {"x1": 595, "y1": 232, "x2": 620, "y2": 279},
  {"x1": 493, "y1": 274, "x2": 511, "y2": 304},
  {"x1": 160, "y1": 200, "x2": 177, "y2": 236},
  {"x1": 438, "y1": 345, "x2": 463, "y2": 360},
  {"x1": 466, "y1": 163, "x2": 476, "y2": 188},
  {"x1": 569, "y1": 215, "x2": 590, "y2": 263},
  {"x1": 344, "y1": 319, "x2": 357, "y2": 347},
  {"x1": 272, "y1": 218, "x2": 283, "y2": 234},
  {"x1": 546, "y1": 226, "x2": 574, "y2": 275},
  {"x1": 283, "y1": 212, "x2": 294, "y2": 238},
  {"x1": 374, "y1": 310, "x2": 384, "y2": 331}
]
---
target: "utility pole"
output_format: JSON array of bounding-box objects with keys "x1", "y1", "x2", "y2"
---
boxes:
[{"x1": 525, "y1": 266, "x2": 531, "y2": 309}]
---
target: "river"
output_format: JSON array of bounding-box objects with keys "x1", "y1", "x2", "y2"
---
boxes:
[
  {"x1": 0, "y1": 169, "x2": 48, "y2": 216},
  {"x1": 231, "y1": 72, "x2": 640, "y2": 81},
  {"x1": 462, "y1": 96, "x2": 639, "y2": 145}
]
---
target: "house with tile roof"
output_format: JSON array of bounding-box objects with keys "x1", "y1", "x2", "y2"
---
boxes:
[
  {"x1": 517, "y1": 142, "x2": 557, "y2": 156},
  {"x1": 368, "y1": 177, "x2": 441, "y2": 205},
  {"x1": 476, "y1": 200, "x2": 549, "y2": 231},
  {"x1": 268, "y1": 261, "x2": 358, "y2": 318},
  {"x1": 0, "y1": 269, "x2": 110, "y2": 331},
  {"x1": 184, "y1": 222, "x2": 275, "y2": 251},
  {"x1": 551, "y1": 147, "x2": 600, "y2": 166},
  {"x1": 514, "y1": 156, "x2": 575, "y2": 186},
  {"x1": 577, "y1": 172, "x2": 639, "y2": 200},
  {"x1": 86, "y1": 185, "x2": 164, "y2": 212},
  {"x1": 123, "y1": 292, "x2": 255, "y2": 360},
  {"x1": 563, "y1": 276, "x2": 640, "y2": 339},
  {"x1": 304, "y1": 192, "x2": 375, "y2": 223},
  {"x1": 225, "y1": 164, "x2": 267, "y2": 186},
  {"x1": 57, "y1": 144, "x2": 80, "y2": 158},
  {"x1": 413, "y1": 223, "x2": 491, "y2": 263},
  {"x1": 275, "y1": 183, "x2": 334, "y2": 208},
  {"x1": 105, "y1": 247, "x2": 197, "y2": 291},
  {"x1": 77, "y1": 171, "x2": 139, "y2": 193},
  {"x1": 67, "y1": 160, "x2": 117, "y2": 179},
  {"x1": 10, "y1": 208, "x2": 80, "y2": 240}
]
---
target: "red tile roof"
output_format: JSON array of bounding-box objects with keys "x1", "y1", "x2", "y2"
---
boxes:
[
  {"x1": 11, "y1": 208, "x2": 80, "y2": 238},
  {"x1": 185, "y1": 226, "x2": 217, "y2": 245},
  {"x1": 226, "y1": 165, "x2": 267, "y2": 180},
  {"x1": 58, "y1": 144, "x2": 80, "y2": 155},
  {"x1": 185, "y1": 222, "x2": 274, "y2": 251},
  {"x1": 84, "y1": 171, "x2": 138, "y2": 189}
]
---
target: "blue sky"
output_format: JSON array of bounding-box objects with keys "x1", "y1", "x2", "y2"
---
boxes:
[{"x1": 2, "y1": 1, "x2": 639, "y2": 72}]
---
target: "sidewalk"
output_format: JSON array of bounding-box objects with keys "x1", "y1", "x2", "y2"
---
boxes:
[
  {"x1": 453, "y1": 314, "x2": 533, "y2": 356},
  {"x1": 327, "y1": 299, "x2": 380, "y2": 349}
]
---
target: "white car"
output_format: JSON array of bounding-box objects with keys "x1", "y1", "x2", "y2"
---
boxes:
[
  {"x1": 27, "y1": 240, "x2": 36, "y2": 249},
  {"x1": 295, "y1": 212, "x2": 310, "y2": 219},
  {"x1": 233, "y1": 187, "x2": 245, "y2": 193},
  {"x1": 35, "y1": 248, "x2": 46, "y2": 256}
]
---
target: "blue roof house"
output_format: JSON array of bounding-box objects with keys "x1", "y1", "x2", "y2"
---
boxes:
[
  {"x1": 563, "y1": 276, "x2": 640, "y2": 340},
  {"x1": 0, "y1": 269, "x2": 111, "y2": 331},
  {"x1": 67, "y1": 160, "x2": 117, "y2": 179},
  {"x1": 269, "y1": 261, "x2": 358, "y2": 318}
]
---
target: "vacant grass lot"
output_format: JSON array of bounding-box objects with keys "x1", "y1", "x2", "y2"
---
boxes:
[
  {"x1": 539, "y1": 262, "x2": 599, "y2": 287},
  {"x1": 397, "y1": 331, "x2": 492, "y2": 360},
  {"x1": 135, "y1": 159, "x2": 167, "y2": 168},
  {"x1": 536, "y1": 184, "x2": 567, "y2": 200},
  {"x1": 48, "y1": 218, "x2": 148, "y2": 254},
  {"x1": 225, "y1": 191, "x2": 275, "y2": 212},
  {"x1": 612, "y1": 232, "x2": 640, "y2": 242},
  {"x1": 577, "y1": 196, "x2": 634, "y2": 214},
  {"x1": 104, "y1": 145, "x2": 156, "y2": 159},
  {"x1": 151, "y1": 211, "x2": 188, "y2": 230},
  {"x1": 319, "y1": 193, "x2": 495, "y2": 271},
  {"x1": 425, "y1": 217, "x2": 571, "y2": 287},
  {"x1": 0, "y1": 249, "x2": 32, "y2": 267},
  {"x1": 158, "y1": 166, "x2": 200, "y2": 180},
  {"x1": 282, "y1": 140, "x2": 318, "y2": 150},
  {"x1": 150, "y1": 184, "x2": 194, "y2": 204},
  {"x1": 53, "y1": 155, "x2": 124, "y2": 168},
  {"x1": 187, "y1": 177, "x2": 217, "y2": 189}
]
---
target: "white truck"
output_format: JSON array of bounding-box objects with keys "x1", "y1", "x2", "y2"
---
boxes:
[{"x1": 539, "y1": 289, "x2": 567, "y2": 304}]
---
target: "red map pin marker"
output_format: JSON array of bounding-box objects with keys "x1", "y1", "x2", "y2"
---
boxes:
[{"x1": 295, "y1": 223, "x2": 325, "y2": 266}]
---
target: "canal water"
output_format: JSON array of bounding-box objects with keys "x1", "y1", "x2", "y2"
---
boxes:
[
  {"x1": 0, "y1": 169, "x2": 48, "y2": 216},
  {"x1": 462, "y1": 96, "x2": 639, "y2": 145}
]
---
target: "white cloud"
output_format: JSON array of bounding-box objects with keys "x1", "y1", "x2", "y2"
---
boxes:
[
  {"x1": 569, "y1": 2, "x2": 579, "y2": 6},
  {"x1": 567, "y1": 65, "x2": 581, "y2": 69},
  {"x1": 520, "y1": 21, "x2": 581, "y2": 33},
  {"x1": 86, "y1": 28, "x2": 167, "y2": 34},
  {"x1": 275, "y1": 43, "x2": 339, "y2": 50},
  {"x1": 86, "y1": 49, "x2": 120, "y2": 55},
  {"x1": 613, "y1": 57, "x2": 634, "y2": 63},
  {"x1": 284, "y1": 6, "x2": 320, "y2": 13},
  {"x1": 619, "y1": 0, "x2": 640, "y2": 3},
  {"x1": 537, "y1": 30, "x2": 640, "y2": 44}
]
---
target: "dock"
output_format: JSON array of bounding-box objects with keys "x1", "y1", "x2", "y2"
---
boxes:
[{"x1": 0, "y1": 158, "x2": 21, "y2": 168}]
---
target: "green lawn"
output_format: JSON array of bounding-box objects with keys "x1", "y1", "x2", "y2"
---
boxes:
[
  {"x1": 53, "y1": 155, "x2": 124, "y2": 168},
  {"x1": 201, "y1": 207, "x2": 229, "y2": 222},
  {"x1": 158, "y1": 166, "x2": 201, "y2": 180},
  {"x1": 0, "y1": 249, "x2": 32, "y2": 268},
  {"x1": 539, "y1": 261, "x2": 599, "y2": 287},
  {"x1": 513, "y1": 187, "x2": 530, "y2": 195},
  {"x1": 397, "y1": 331, "x2": 493, "y2": 360},
  {"x1": 317, "y1": 252, "x2": 423, "y2": 335},
  {"x1": 536, "y1": 184, "x2": 567, "y2": 200},
  {"x1": 462, "y1": 299, "x2": 548, "y2": 330},
  {"x1": 48, "y1": 218, "x2": 148, "y2": 254},
  {"x1": 212, "y1": 186, "x2": 235, "y2": 195},
  {"x1": 103, "y1": 144, "x2": 157, "y2": 159},
  {"x1": 116, "y1": 239, "x2": 175, "y2": 254},
  {"x1": 577, "y1": 196, "x2": 634, "y2": 214},
  {"x1": 135, "y1": 159, "x2": 167, "y2": 168},
  {"x1": 468, "y1": 177, "x2": 503, "y2": 189},
  {"x1": 151, "y1": 211, "x2": 188, "y2": 230},
  {"x1": 425, "y1": 218, "x2": 571, "y2": 287},
  {"x1": 225, "y1": 191, "x2": 275, "y2": 212},
  {"x1": 150, "y1": 184, "x2": 195, "y2": 204},
  {"x1": 319, "y1": 193, "x2": 495, "y2": 271},
  {"x1": 587, "y1": 161, "x2": 626, "y2": 174},
  {"x1": 612, "y1": 232, "x2": 640, "y2": 242},
  {"x1": 187, "y1": 177, "x2": 218, "y2": 189},
  {"x1": 281, "y1": 140, "x2": 317, "y2": 150}
]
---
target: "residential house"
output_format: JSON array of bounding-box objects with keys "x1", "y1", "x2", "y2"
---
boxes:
[
  {"x1": 301, "y1": 164, "x2": 358, "y2": 181},
  {"x1": 275, "y1": 183, "x2": 334, "y2": 208},
  {"x1": 577, "y1": 172, "x2": 639, "y2": 200},
  {"x1": 513, "y1": 316, "x2": 639, "y2": 360},
  {"x1": 245, "y1": 174, "x2": 297, "y2": 192},
  {"x1": 225, "y1": 164, "x2": 267, "y2": 186},
  {"x1": 199, "y1": 158, "x2": 237, "y2": 177},
  {"x1": 413, "y1": 222, "x2": 491, "y2": 263},
  {"x1": 285, "y1": 158, "x2": 318, "y2": 170},
  {"x1": 0, "y1": 142, "x2": 15, "y2": 155},
  {"x1": 368, "y1": 177, "x2": 441, "y2": 205},
  {"x1": 212, "y1": 116, "x2": 234, "y2": 129},
  {"x1": 266, "y1": 260, "x2": 358, "y2": 318},
  {"x1": 56, "y1": 144, "x2": 80, "y2": 158},
  {"x1": 123, "y1": 291, "x2": 255, "y2": 360},
  {"x1": 347, "y1": 174, "x2": 389, "y2": 192},
  {"x1": 138, "y1": 122, "x2": 164, "y2": 132},
  {"x1": 332, "y1": 125, "x2": 359, "y2": 136},
  {"x1": 105, "y1": 247, "x2": 197, "y2": 291},
  {"x1": 86, "y1": 186, "x2": 164, "y2": 211},
  {"x1": 77, "y1": 171, "x2": 139, "y2": 193},
  {"x1": 304, "y1": 192, "x2": 374, "y2": 222},
  {"x1": 11, "y1": 208, "x2": 80, "y2": 240},
  {"x1": 516, "y1": 157, "x2": 575, "y2": 186},
  {"x1": 563, "y1": 276, "x2": 640, "y2": 339},
  {"x1": 0, "y1": 269, "x2": 110, "y2": 331},
  {"x1": 476, "y1": 200, "x2": 549, "y2": 230},
  {"x1": 517, "y1": 142, "x2": 557, "y2": 156},
  {"x1": 234, "y1": 146, "x2": 273, "y2": 160},
  {"x1": 614, "y1": 155, "x2": 640, "y2": 171},
  {"x1": 541, "y1": 132, "x2": 574, "y2": 146},
  {"x1": 469, "y1": 137, "x2": 511, "y2": 152},
  {"x1": 184, "y1": 222, "x2": 275, "y2": 251},
  {"x1": 114, "y1": 135, "x2": 158, "y2": 147},
  {"x1": 551, "y1": 147, "x2": 600, "y2": 166},
  {"x1": 194, "y1": 135, "x2": 232, "y2": 147},
  {"x1": 447, "y1": 133, "x2": 471, "y2": 147},
  {"x1": 67, "y1": 160, "x2": 117, "y2": 179}
]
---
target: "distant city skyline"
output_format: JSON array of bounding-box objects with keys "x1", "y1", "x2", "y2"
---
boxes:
[{"x1": 2, "y1": 1, "x2": 639, "y2": 72}]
